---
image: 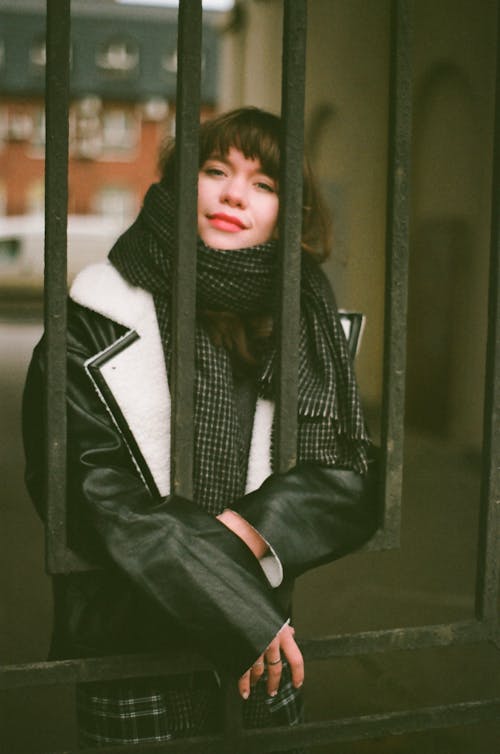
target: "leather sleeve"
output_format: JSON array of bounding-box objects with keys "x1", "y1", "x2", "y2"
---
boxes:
[
  {"x1": 233, "y1": 455, "x2": 380, "y2": 580},
  {"x1": 22, "y1": 302, "x2": 287, "y2": 676}
]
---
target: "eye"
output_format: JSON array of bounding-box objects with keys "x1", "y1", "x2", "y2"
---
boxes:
[
  {"x1": 255, "y1": 179, "x2": 277, "y2": 193},
  {"x1": 203, "y1": 166, "x2": 226, "y2": 177}
]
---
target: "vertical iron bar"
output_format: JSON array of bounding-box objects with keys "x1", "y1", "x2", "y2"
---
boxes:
[
  {"x1": 380, "y1": 0, "x2": 413, "y2": 545},
  {"x1": 222, "y1": 678, "x2": 243, "y2": 753},
  {"x1": 171, "y1": 0, "x2": 202, "y2": 499},
  {"x1": 44, "y1": 0, "x2": 71, "y2": 574},
  {"x1": 475, "y1": 2, "x2": 500, "y2": 641},
  {"x1": 276, "y1": 0, "x2": 307, "y2": 472}
]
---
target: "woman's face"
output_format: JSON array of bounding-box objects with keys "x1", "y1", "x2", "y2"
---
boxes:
[{"x1": 197, "y1": 147, "x2": 279, "y2": 250}]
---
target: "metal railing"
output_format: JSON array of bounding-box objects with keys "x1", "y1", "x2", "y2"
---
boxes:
[{"x1": 1, "y1": 0, "x2": 499, "y2": 751}]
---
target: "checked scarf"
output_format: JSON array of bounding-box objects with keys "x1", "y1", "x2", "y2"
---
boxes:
[{"x1": 109, "y1": 181, "x2": 369, "y2": 514}]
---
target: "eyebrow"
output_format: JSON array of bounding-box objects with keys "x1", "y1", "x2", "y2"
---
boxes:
[
  {"x1": 205, "y1": 152, "x2": 265, "y2": 169},
  {"x1": 204, "y1": 153, "x2": 277, "y2": 183}
]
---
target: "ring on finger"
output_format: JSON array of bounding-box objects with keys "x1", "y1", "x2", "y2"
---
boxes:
[{"x1": 267, "y1": 657, "x2": 282, "y2": 666}]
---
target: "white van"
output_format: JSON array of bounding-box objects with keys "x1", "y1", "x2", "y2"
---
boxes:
[{"x1": 0, "y1": 214, "x2": 129, "y2": 292}]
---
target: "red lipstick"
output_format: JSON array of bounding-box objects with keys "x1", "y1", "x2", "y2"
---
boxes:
[{"x1": 208, "y1": 213, "x2": 247, "y2": 232}]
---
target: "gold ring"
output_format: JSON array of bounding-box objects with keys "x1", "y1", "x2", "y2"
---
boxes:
[{"x1": 267, "y1": 657, "x2": 282, "y2": 666}]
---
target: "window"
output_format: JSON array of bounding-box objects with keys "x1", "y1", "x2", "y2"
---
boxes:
[
  {"x1": 8, "y1": 111, "x2": 34, "y2": 142},
  {"x1": 161, "y1": 48, "x2": 177, "y2": 73},
  {"x1": 72, "y1": 97, "x2": 103, "y2": 159},
  {"x1": 102, "y1": 108, "x2": 139, "y2": 152},
  {"x1": 93, "y1": 184, "x2": 137, "y2": 220},
  {"x1": 26, "y1": 179, "x2": 45, "y2": 214},
  {"x1": 30, "y1": 35, "x2": 46, "y2": 70},
  {"x1": 141, "y1": 97, "x2": 169, "y2": 123},
  {"x1": 70, "y1": 100, "x2": 140, "y2": 159},
  {"x1": 96, "y1": 36, "x2": 139, "y2": 76},
  {"x1": 0, "y1": 107, "x2": 8, "y2": 150},
  {"x1": 30, "y1": 108, "x2": 46, "y2": 151},
  {"x1": 161, "y1": 48, "x2": 206, "y2": 76}
]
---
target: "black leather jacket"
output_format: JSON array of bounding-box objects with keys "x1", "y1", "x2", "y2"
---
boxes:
[{"x1": 22, "y1": 268, "x2": 379, "y2": 678}]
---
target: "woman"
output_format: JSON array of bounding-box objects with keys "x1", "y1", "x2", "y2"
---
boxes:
[{"x1": 23, "y1": 107, "x2": 378, "y2": 747}]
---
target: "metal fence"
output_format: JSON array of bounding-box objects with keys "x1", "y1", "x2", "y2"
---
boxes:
[{"x1": 1, "y1": 0, "x2": 499, "y2": 751}]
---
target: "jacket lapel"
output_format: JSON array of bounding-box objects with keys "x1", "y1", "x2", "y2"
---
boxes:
[
  {"x1": 72, "y1": 262, "x2": 171, "y2": 498},
  {"x1": 70, "y1": 261, "x2": 273, "y2": 501}
]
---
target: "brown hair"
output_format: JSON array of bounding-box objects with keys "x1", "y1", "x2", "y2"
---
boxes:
[
  {"x1": 158, "y1": 107, "x2": 333, "y2": 365},
  {"x1": 158, "y1": 106, "x2": 332, "y2": 261}
]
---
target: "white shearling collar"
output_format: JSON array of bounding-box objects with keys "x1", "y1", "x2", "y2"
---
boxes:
[
  {"x1": 70, "y1": 261, "x2": 156, "y2": 333},
  {"x1": 70, "y1": 261, "x2": 275, "y2": 506}
]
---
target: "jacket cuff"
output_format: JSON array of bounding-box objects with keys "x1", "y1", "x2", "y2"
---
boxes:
[
  {"x1": 259, "y1": 548, "x2": 283, "y2": 588},
  {"x1": 233, "y1": 460, "x2": 380, "y2": 579},
  {"x1": 222, "y1": 509, "x2": 284, "y2": 587}
]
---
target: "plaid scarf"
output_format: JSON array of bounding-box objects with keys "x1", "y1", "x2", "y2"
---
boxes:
[{"x1": 109, "y1": 182, "x2": 369, "y2": 513}]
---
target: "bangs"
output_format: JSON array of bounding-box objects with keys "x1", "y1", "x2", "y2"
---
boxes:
[
  {"x1": 158, "y1": 105, "x2": 332, "y2": 261},
  {"x1": 199, "y1": 108, "x2": 281, "y2": 179}
]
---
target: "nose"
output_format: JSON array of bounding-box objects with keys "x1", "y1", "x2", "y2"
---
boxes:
[{"x1": 221, "y1": 176, "x2": 247, "y2": 208}]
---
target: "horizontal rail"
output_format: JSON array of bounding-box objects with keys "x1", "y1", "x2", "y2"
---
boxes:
[
  {"x1": 26, "y1": 698, "x2": 500, "y2": 753},
  {"x1": 299, "y1": 620, "x2": 490, "y2": 659},
  {"x1": 0, "y1": 619, "x2": 493, "y2": 691},
  {"x1": 241, "y1": 699, "x2": 500, "y2": 752}
]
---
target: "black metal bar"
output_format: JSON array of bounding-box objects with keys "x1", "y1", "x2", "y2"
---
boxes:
[
  {"x1": 275, "y1": 0, "x2": 308, "y2": 472},
  {"x1": 222, "y1": 678, "x2": 244, "y2": 752},
  {"x1": 1, "y1": 619, "x2": 491, "y2": 691},
  {"x1": 299, "y1": 619, "x2": 488, "y2": 660},
  {"x1": 170, "y1": 0, "x2": 202, "y2": 499},
  {"x1": 380, "y1": 0, "x2": 413, "y2": 547},
  {"x1": 27, "y1": 698, "x2": 500, "y2": 753},
  {"x1": 475, "y1": 0, "x2": 500, "y2": 642},
  {"x1": 0, "y1": 649, "x2": 211, "y2": 691},
  {"x1": 239, "y1": 699, "x2": 500, "y2": 752},
  {"x1": 44, "y1": 0, "x2": 71, "y2": 574}
]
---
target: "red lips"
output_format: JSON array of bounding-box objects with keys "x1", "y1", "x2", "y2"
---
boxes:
[{"x1": 208, "y1": 213, "x2": 247, "y2": 230}]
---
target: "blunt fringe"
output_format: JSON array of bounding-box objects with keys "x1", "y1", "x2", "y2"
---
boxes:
[{"x1": 158, "y1": 106, "x2": 332, "y2": 262}]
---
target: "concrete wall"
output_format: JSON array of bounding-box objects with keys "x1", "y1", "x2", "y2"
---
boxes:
[{"x1": 216, "y1": 0, "x2": 497, "y2": 449}]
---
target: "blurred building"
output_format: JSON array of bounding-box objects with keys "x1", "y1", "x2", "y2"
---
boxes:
[{"x1": 0, "y1": 0, "x2": 220, "y2": 219}]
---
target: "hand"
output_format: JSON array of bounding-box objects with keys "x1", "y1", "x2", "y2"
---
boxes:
[
  {"x1": 217, "y1": 508, "x2": 268, "y2": 559},
  {"x1": 238, "y1": 624, "x2": 304, "y2": 700}
]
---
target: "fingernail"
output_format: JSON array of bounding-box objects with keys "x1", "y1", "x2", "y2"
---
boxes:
[
  {"x1": 294, "y1": 682, "x2": 303, "y2": 689},
  {"x1": 242, "y1": 691, "x2": 249, "y2": 700},
  {"x1": 269, "y1": 690, "x2": 278, "y2": 697}
]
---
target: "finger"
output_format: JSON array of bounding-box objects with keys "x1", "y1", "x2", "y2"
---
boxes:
[
  {"x1": 250, "y1": 656, "x2": 265, "y2": 686},
  {"x1": 265, "y1": 638, "x2": 283, "y2": 697},
  {"x1": 265, "y1": 658, "x2": 283, "y2": 697},
  {"x1": 238, "y1": 669, "x2": 251, "y2": 700},
  {"x1": 280, "y1": 628, "x2": 304, "y2": 689}
]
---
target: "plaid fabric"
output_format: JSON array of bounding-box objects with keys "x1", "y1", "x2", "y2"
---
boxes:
[
  {"x1": 76, "y1": 664, "x2": 306, "y2": 752},
  {"x1": 109, "y1": 183, "x2": 369, "y2": 514},
  {"x1": 76, "y1": 672, "x2": 220, "y2": 746}
]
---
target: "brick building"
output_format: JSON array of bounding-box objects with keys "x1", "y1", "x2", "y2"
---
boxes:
[{"x1": 0, "y1": 0, "x2": 220, "y2": 219}]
